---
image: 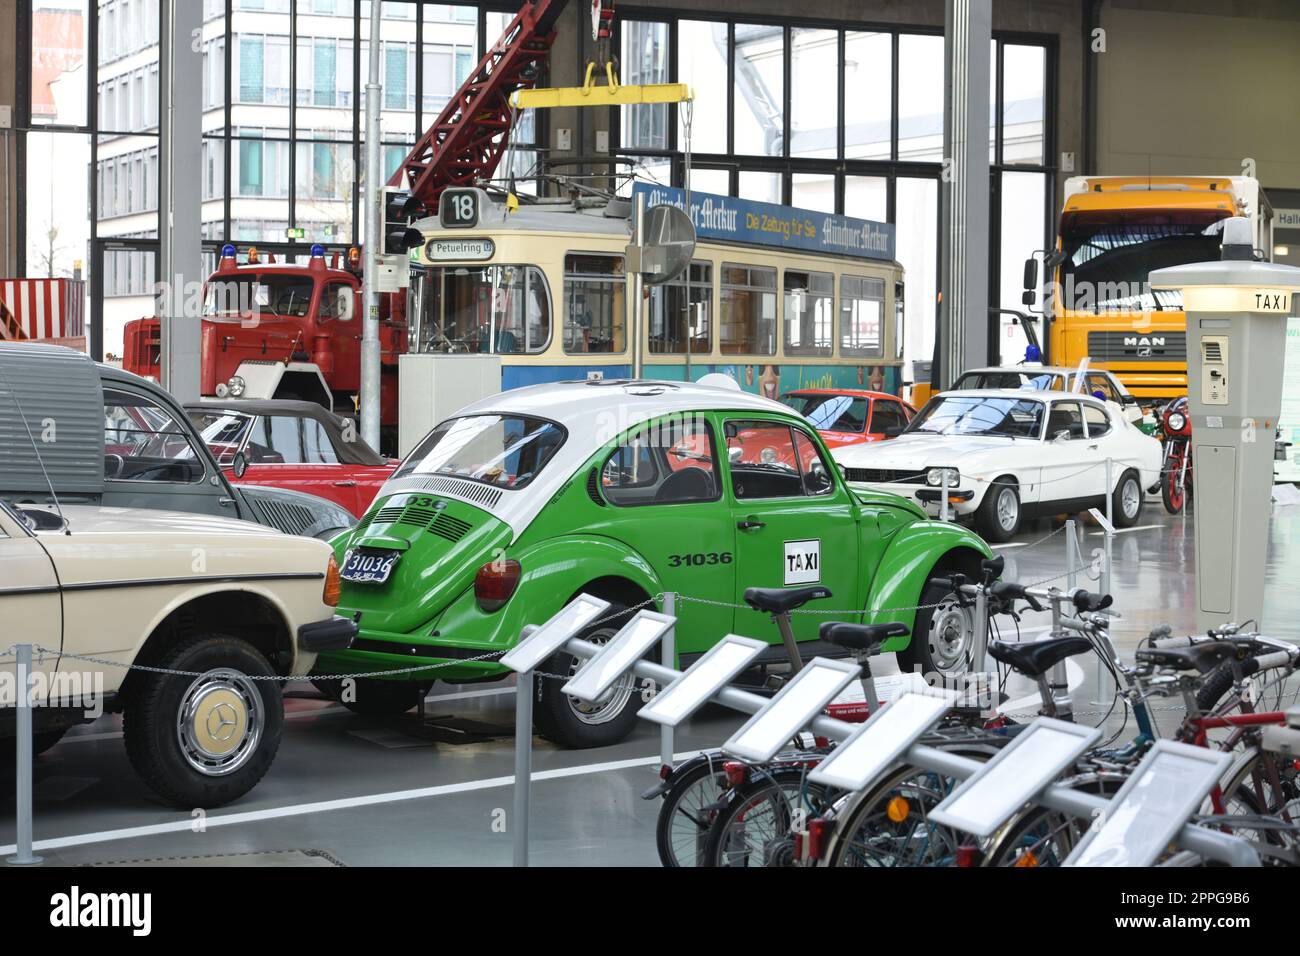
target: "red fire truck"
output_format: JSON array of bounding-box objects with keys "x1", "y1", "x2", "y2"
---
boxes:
[
  {"x1": 122, "y1": 0, "x2": 577, "y2": 452},
  {"x1": 123, "y1": 243, "x2": 406, "y2": 437}
]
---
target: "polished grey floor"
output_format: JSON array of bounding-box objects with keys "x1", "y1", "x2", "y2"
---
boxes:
[{"x1": 4, "y1": 499, "x2": 1299, "y2": 867}]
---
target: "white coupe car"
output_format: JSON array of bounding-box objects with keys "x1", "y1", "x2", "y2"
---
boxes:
[{"x1": 833, "y1": 389, "x2": 1162, "y2": 542}]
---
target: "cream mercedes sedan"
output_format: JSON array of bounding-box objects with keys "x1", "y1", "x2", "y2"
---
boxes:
[{"x1": 0, "y1": 498, "x2": 355, "y2": 808}]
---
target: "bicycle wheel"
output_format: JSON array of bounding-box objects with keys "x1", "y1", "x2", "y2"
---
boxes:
[
  {"x1": 823, "y1": 763, "x2": 966, "y2": 867},
  {"x1": 655, "y1": 758, "x2": 729, "y2": 867},
  {"x1": 984, "y1": 806, "x2": 1080, "y2": 867},
  {"x1": 701, "y1": 767, "x2": 834, "y2": 867},
  {"x1": 1215, "y1": 748, "x2": 1300, "y2": 846}
]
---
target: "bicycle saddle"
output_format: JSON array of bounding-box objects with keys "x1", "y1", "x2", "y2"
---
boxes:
[
  {"x1": 743, "y1": 585, "x2": 833, "y2": 615},
  {"x1": 988, "y1": 636, "x2": 1093, "y2": 678},
  {"x1": 818, "y1": 621, "x2": 908, "y2": 653},
  {"x1": 1135, "y1": 640, "x2": 1242, "y2": 675}
]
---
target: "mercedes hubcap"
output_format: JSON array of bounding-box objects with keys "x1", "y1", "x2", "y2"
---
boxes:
[{"x1": 176, "y1": 669, "x2": 262, "y2": 776}]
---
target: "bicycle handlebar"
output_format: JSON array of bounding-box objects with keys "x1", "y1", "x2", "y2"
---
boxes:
[{"x1": 1242, "y1": 649, "x2": 1297, "y2": 677}]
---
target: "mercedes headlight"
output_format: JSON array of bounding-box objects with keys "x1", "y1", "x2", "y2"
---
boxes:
[
  {"x1": 926, "y1": 467, "x2": 958, "y2": 487},
  {"x1": 227, "y1": 374, "x2": 246, "y2": 397}
]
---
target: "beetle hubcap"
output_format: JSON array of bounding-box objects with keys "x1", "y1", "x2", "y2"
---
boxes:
[
  {"x1": 928, "y1": 598, "x2": 974, "y2": 674},
  {"x1": 177, "y1": 670, "x2": 262, "y2": 776},
  {"x1": 996, "y1": 488, "x2": 1018, "y2": 531},
  {"x1": 565, "y1": 627, "x2": 636, "y2": 726}
]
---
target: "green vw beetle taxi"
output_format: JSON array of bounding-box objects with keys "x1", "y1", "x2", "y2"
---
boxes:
[{"x1": 316, "y1": 379, "x2": 993, "y2": 748}]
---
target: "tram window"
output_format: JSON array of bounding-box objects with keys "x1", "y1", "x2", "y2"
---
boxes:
[
  {"x1": 649, "y1": 261, "x2": 712, "y2": 355},
  {"x1": 840, "y1": 274, "x2": 885, "y2": 357},
  {"x1": 564, "y1": 253, "x2": 626, "y2": 354},
  {"x1": 783, "y1": 269, "x2": 833, "y2": 356},
  {"x1": 720, "y1": 263, "x2": 777, "y2": 356},
  {"x1": 416, "y1": 265, "x2": 551, "y2": 355}
]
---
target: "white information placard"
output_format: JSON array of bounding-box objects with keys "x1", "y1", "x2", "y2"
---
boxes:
[
  {"x1": 499, "y1": 594, "x2": 610, "y2": 674},
  {"x1": 639, "y1": 635, "x2": 767, "y2": 727},
  {"x1": 722, "y1": 658, "x2": 860, "y2": 763},
  {"x1": 561, "y1": 610, "x2": 675, "y2": 703},
  {"x1": 930, "y1": 718, "x2": 1101, "y2": 837},
  {"x1": 1065, "y1": 739, "x2": 1232, "y2": 867},
  {"x1": 809, "y1": 692, "x2": 954, "y2": 792}
]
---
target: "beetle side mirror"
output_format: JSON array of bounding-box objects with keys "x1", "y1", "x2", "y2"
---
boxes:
[
  {"x1": 232, "y1": 451, "x2": 249, "y2": 479},
  {"x1": 336, "y1": 287, "x2": 355, "y2": 322}
]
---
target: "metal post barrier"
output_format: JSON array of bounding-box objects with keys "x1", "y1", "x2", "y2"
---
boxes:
[
  {"x1": 660, "y1": 593, "x2": 676, "y2": 771},
  {"x1": 511, "y1": 624, "x2": 539, "y2": 868},
  {"x1": 7, "y1": 643, "x2": 42, "y2": 866},
  {"x1": 1092, "y1": 458, "x2": 1116, "y2": 704},
  {"x1": 970, "y1": 587, "x2": 990, "y2": 712},
  {"x1": 940, "y1": 472, "x2": 951, "y2": 523}
]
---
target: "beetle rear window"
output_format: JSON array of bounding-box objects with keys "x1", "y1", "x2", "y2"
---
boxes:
[{"x1": 393, "y1": 415, "x2": 565, "y2": 489}]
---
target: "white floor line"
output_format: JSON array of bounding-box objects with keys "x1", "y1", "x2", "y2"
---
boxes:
[
  {"x1": 0, "y1": 749, "x2": 703, "y2": 857},
  {"x1": 1089, "y1": 524, "x2": 1163, "y2": 536},
  {"x1": 58, "y1": 685, "x2": 518, "y2": 745}
]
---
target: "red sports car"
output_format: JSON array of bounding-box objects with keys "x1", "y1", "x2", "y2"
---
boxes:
[
  {"x1": 780, "y1": 389, "x2": 917, "y2": 450},
  {"x1": 186, "y1": 398, "x2": 397, "y2": 517}
]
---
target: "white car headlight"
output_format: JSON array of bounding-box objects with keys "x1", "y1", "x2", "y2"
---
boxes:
[{"x1": 927, "y1": 467, "x2": 958, "y2": 487}]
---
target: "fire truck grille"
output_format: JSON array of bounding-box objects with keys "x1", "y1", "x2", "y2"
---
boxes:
[{"x1": 1087, "y1": 331, "x2": 1187, "y2": 362}]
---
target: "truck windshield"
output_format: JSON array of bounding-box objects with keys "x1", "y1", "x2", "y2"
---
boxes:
[
  {"x1": 908, "y1": 396, "x2": 1044, "y2": 439},
  {"x1": 393, "y1": 414, "x2": 565, "y2": 489},
  {"x1": 1059, "y1": 212, "x2": 1228, "y2": 312},
  {"x1": 204, "y1": 275, "x2": 316, "y2": 318}
]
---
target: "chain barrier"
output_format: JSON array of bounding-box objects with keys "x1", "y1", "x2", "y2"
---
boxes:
[{"x1": 0, "y1": 557, "x2": 1109, "y2": 685}]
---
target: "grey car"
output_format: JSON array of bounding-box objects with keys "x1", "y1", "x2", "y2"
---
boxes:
[{"x1": 0, "y1": 342, "x2": 354, "y2": 539}]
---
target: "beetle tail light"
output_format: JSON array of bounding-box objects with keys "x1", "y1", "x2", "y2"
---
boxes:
[
  {"x1": 474, "y1": 559, "x2": 521, "y2": 612},
  {"x1": 723, "y1": 761, "x2": 748, "y2": 789},
  {"x1": 323, "y1": 554, "x2": 341, "y2": 607}
]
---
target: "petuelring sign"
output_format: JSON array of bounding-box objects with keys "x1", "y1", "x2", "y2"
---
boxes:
[
  {"x1": 426, "y1": 238, "x2": 496, "y2": 261},
  {"x1": 632, "y1": 183, "x2": 896, "y2": 262}
]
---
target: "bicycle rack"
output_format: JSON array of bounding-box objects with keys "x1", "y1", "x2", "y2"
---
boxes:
[{"x1": 505, "y1": 595, "x2": 1263, "y2": 868}]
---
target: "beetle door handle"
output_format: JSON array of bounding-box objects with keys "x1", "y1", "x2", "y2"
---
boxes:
[
  {"x1": 737, "y1": 519, "x2": 766, "y2": 531},
  {"x1": 333, "y1": 479, "x2": 357, "y2": 487}
]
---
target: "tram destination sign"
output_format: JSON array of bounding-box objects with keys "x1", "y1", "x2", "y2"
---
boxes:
[{"x1": 631, "y1": 183, "x2": 895, "y2": 262}]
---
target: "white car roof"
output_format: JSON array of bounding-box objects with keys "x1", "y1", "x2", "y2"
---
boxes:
[
  {"x1": 937, "y1": 388, "x2": 1108, "y2": 406},
  {"x1": 379, "y1": 378, "x2": 790, "y2": 535},
  {"x1": 455, "y1": 378, "x2": 788, "y2": 432}
]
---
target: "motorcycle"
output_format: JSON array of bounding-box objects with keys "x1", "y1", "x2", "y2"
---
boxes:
[{"x1": 1160, "y1": 396, "x2": 1192, "y2": 514}]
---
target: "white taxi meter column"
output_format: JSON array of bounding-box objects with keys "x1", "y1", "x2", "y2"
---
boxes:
[{"x1": 1150, "y1": 217, "x2": 1300, "y2": 631}]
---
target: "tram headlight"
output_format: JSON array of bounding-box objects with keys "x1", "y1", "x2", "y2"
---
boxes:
[
  {"x1": 227, "y1": 375, "x2": 246, "y2": 397},
  {"x1": 760, "y1": 447, "x2": 778, "y2": 465}
]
